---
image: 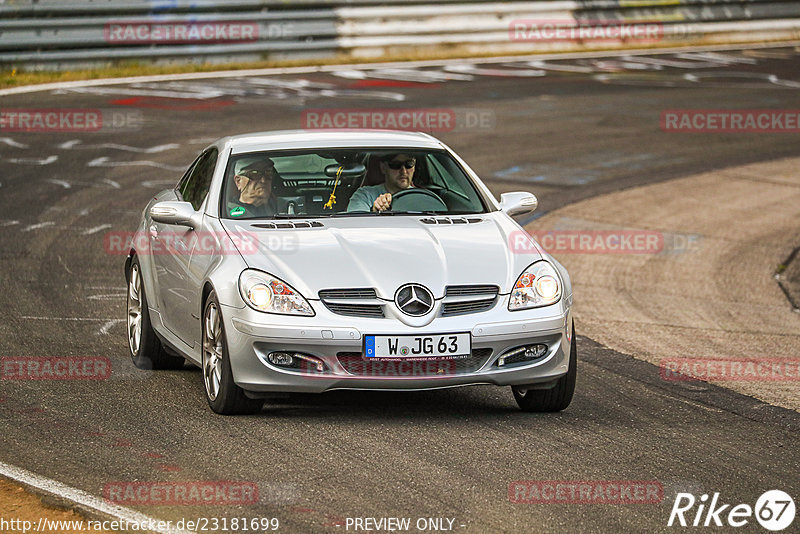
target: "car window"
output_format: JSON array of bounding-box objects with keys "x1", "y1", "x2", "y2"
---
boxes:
[
  {"x1": 179, "y1": 148, "x2": 218, "y2": 211},
  {"x1": 175, "y1": 155, "x2": 200, "y2": 193},
  {"x1": 427, "y1": 153, "x2": 469, "y2": 198},
  {"x1": 221, "y1": 148, "x2": 488, "y2": 219}
]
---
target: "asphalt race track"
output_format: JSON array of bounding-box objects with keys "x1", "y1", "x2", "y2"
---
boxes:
[{"x1": 1, "y1": 45, "x2": 799, "y2": 533}]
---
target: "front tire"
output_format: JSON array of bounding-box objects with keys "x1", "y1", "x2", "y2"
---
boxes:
[
  {"x1": 513, "y1": 323, "x2": 577, "y2": 412},
  {"x1": 127, "y1": 256, "x2": 184, "y2": 370},
  {"x1": 202, "y1": 291, "x2": 263, "y2": 415}
]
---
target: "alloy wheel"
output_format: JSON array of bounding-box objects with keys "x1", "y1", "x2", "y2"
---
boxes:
[{"x1": 203, "y1": 301, "x2": 224, "y2": 401}]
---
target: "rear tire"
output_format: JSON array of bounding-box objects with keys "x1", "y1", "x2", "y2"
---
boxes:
[
  {"x1": 127, "y1": 256, "x2": 184, "y2": 370},
  {"x1": 202, "y1": 291, "x2": 263, "y2": 415},
  {"x1": 513, "y1": 323, "x2": 577, "y2": 412}
]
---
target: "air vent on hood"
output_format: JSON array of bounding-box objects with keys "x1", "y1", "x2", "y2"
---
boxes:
[
  {"x1": 251, "y1": 221, "x2": 324, "y2": 229},
  {"x1": 419, "y1": 216, "x2": 484, "y2": 225}
]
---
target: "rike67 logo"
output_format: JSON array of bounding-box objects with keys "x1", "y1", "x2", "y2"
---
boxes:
[{"x1": 668, "y1": 490, "x2": 795, "y2": 531}]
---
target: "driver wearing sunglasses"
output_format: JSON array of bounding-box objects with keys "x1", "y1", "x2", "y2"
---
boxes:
[
  {"x1": 346, "y1": 153, "x2": 416, "y2": 212},
  {"x1": 227, "y1": 157, "x2": 278, "y2": 218}
]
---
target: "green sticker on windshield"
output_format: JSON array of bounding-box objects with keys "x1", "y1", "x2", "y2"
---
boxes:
[{"x1": 229, "y1": 206, "x2": 246, "y2": 217}]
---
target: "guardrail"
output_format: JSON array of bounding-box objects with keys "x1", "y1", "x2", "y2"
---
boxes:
[{"x1": 1, "y1": 0, "x2": 799, "y2": 70}]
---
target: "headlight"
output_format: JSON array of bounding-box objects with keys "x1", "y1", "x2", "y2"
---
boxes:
[
  {"x1": 509, "y1": 261, "x2": 562, "y2": 311},
  {"x1": 238, "y1": 269, "x2": 314, "y2": 316}
]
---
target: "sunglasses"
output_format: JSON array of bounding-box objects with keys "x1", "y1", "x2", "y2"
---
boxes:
[
  {"x1": 239, "y1": 169, "x2": 274, "y2": 181},
  {"x1": 386, "y1": 160, "x2": 416, "y2": 170}
]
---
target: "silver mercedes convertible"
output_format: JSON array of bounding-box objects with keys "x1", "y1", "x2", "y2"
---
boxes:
[{"x1": 125, "y1": 130, "x2": 575, "y2": 414}]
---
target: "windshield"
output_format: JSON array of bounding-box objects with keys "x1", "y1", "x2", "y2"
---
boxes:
[{"x1": 220, "y1": 148, "x2": 489, "y2": 219}]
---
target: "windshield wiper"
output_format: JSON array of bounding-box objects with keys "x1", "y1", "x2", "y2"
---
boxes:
[{"x1": 335, "y1": 211, "x2": 395, "y2": 217}]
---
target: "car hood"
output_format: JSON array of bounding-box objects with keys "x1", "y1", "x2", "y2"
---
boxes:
[{"x1": 221, "y1": 214, "x2": 542, "y2": 300}]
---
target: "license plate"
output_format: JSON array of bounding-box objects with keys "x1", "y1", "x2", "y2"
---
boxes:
[{"x1": 364, "y1": 333, "x2": 471, "y2": 359}]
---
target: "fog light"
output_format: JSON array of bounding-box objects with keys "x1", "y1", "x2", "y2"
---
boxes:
[
  {"x1": 268, "y1": 352, "x2": 294, "y2": 366},
  {"x1": 267, "y1": 351, "x2": 325, "y2": 373},
  {"x1": 525, "y1": 345, "x2": 547, "y2": 358},
  {"x1": 498, "y1": 344, "x2": 548, "y2": 367}
]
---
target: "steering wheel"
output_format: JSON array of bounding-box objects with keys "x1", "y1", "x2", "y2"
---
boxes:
[{"x1": 390, "y1": 188, "x2": 447, "y2": 212}]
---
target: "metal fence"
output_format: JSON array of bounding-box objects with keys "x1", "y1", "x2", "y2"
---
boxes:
[{"x1": 1, "y1": 0, "x2": 799, "y2": 70}]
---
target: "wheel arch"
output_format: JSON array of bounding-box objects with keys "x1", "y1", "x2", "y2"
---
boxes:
[{"x1": 201, "y1": 281, "x2": 215, "y2": 317}]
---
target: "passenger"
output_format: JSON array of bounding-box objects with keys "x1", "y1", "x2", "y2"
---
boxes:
[
  {"x1": 346, "y1": 153, "x2": 416, "y2": 212},
  {"x1": 227, "y1": 157, "x2": 278, "y2": 218}
]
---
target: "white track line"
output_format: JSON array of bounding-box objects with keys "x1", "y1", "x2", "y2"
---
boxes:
[
  {"x1": 97, "y1": 319, "x2": 124, "y2": 336},
  {"x1": 1, "y1": 41, "x2": 798, "y2": 97},
  {"x1": 0, "y1": 461, "x2": 197, "y2": 534},
  {"x1": 21, "y1": 222, "x2": 55, "y2": 232},
  {"x1": 81, "y1": 224, "x2": 112, "y2": 235}
]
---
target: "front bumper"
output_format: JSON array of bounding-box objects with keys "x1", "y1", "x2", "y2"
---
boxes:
[{"x1": 222, "y1": 300, "x2": 572, "y2": 394}]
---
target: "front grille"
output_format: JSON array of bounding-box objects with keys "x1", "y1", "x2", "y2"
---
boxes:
[
  {"x1": 319, "y1": 288, "x2": 384, "y2": 318},
  {"x1": 441, "y1": 299, "x2": 496, "y2": 317},
  {"x1": 323, "y1": 302, "x2": 384, "y2": 318},
  {"x1": 336, "y1": 348, "x2": 492, "y2": 376},
  {"x1": 441, "y1": 285, "x2": 499, "y2": 317},
  {"x1": 445, "y1": 285, "x2": 499, "y2": 297},
  {"x1": 319, "y1": 288, "x2": 377, "y2": 300}
]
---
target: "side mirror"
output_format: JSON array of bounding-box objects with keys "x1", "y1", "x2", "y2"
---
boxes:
[
  {"x1": 499, "y1": 192, "x2": 538, "y2": 217},
  {"x1": 149, "y1": 201, "x2": 199, "y2": 228}
]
